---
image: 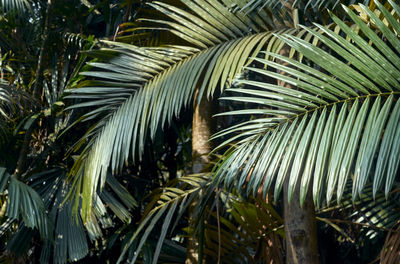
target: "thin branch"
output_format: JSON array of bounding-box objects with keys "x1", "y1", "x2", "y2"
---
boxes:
[
  {"x1": 32, "y1": 0, "x2": 53, "y2": 98},
  {"x1": 14, "y1": 0, "x2": 53, "y2": 179}
]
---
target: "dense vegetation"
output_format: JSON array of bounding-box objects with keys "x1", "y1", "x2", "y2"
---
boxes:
[{"x1": 0, "y1": 0, "x2": 400, "y2": 263}]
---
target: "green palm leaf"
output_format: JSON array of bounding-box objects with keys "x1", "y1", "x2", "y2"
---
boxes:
[
  {"x1": 214, "y1": 0, "x2": 400, "y2": 207},
  {"x1": 204, "y1": 198, "x2": 284, "y2": 263},
  {"x1": 66, "y1": 0, "x2": 311, "y2": 220},
  {"x1": 240, "y1": 0, "x2": 370, "y2": 13},
  {"x1": 118, "y1": 174, "x2": 210, "y2": 264},
  {"x1": 5, "y1": 175, "x2": 51, "y2": 239},
  {"x1": 319, "y1": 184, "x2": 400, "y2": 239},
  {"x1": 0, "y1": 80, "x2": 17, "y2": 119},
  {"x1": 28, "y1": 168, "x2": 137, "y2": 264},
  {"x1": 0, "y1": 0, "x2": 32, "y2": 14}
]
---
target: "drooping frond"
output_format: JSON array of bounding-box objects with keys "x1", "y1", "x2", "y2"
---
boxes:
[
  {"x1": 0, "y1": 80, "x2": 16, "y2": 119},
  {"x1": 118, "y1": 174, "x2": 210, "y2": 264},
  {"x1": 0, "y1": 0, "x2": 32, "y2": 14},
  {"x1": 27, "y1": 168, "x2": 137, "y2": 264},
  {"x1": 4, "y1": 174, "x2": 51, "y2": 239},
  {"x1": 318, "y1": 183, "x2": 400, "y2": 241},
  {"x1": 66, "y1": 0, "x2": 314, "y2": 220},
  {"x1": 214, "y1": 0, "x2": 400, "y2": 207}
]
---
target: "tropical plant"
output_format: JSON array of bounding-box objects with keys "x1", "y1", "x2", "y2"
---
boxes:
[
  {"x1": 0, "y1": 1, "x2": 147, "y2": 263},
  {"x1": 61, "y1": 0, "x2": 400, "y2": 263},
  {"x1": 1, "y1": 0, "x2": 400, "y2": 263},
  {"x1": 214, "y1": 0, "x2": 400, "y2": 206}
]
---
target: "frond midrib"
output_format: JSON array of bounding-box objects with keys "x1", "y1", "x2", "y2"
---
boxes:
[{"x1": 241, "y1": 90, "x2": 400, "y2": 137}]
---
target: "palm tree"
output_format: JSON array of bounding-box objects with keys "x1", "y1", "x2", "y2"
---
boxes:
[
  {"x1": 65, "y1": 0, "x2": 400, "y2": 263},
  {"x1": 65, "y1": 0, "x2": 328, "y2": 262},
  {"x1": 213, "y1": 0, "x2": 400, "y2": 262},
  {"x1": 1, "y1": 0, "x2": 399, "y2": 263},
  {"x1": 62, "y1": 1, "x2": 397, "y2": 262}
]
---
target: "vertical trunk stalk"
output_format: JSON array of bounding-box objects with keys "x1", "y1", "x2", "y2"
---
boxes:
[
  {"x1": 284, "y1": 180, "x2": 318, "y2": 263},
  {"x1": 278, "y1": 45, "x2": 319, "y2": 264},
  {"x1": 186, "y1": 89, "x2": 215, "y2": 264}
]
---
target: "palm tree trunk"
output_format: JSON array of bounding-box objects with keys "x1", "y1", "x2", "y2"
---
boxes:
[
  {"x1": 284, "y1": 180, "x2": 318, "y2": 263},
  {"x1": 192, "y1": 90, "x2": 214, "y2": 174},
  {"x1": 186, "y1": 89, "x2": 215, "y2": 264},
  {"x1": 278, "y1": 45, "x2": 319, "y2": 264}
]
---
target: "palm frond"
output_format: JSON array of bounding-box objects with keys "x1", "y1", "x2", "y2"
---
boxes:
[
  {"x1": 214, "y1": 0, "x2": 400, "y2": 207},
  {"x1": 318, "y1": 184, "x2": 400, "y2": 240},
  {"x1": 0, "y1": 80, "x2": 16, "y2": 119},
  {"x1": 5, "y1": 225, "x2": 35, "y2": 257},
  {"x1": 5, "y1": 175, "x2": 51, "y2": 239},
  {"x1": 346, "y1": 188, "x2": 400, "y2": 238},
  {"x1": 204, "y1": 198, "x2": 284, "y2": 264},
  {"x1": 240, "y1": 0, "x2": 370, "y2": 14},
  {"x1": 118, "y1": 174, "x2": 210, "y2": 264},
  {"x1": 0, "y1": 167, "x2": 9, "y2": 193},
  {"x1": 66, "y1": 0, "x2": 314, "y2": 220},
  {"x1": 27, "y1": 168, "x2": 137, "y2": 264},
  {"x1": 0, "y1": 0, "x2": 32, "y2": 15}
]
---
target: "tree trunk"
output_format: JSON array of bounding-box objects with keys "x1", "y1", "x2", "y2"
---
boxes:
[
  {"x1": 191, "y1": 91, "x2": 214, "y2": 174},
  {"x1": 284, "y1": 180, "x2": 318, "y2": 264},
  {"x1": 186, "y1": 89, "x2": 215, "y2": 264},
  {"x1": 278, "y1": 44, "x2": 319, "y2": 263}
]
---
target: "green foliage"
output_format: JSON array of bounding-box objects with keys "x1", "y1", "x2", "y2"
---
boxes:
[
  {"x1": 0, "y1": 0, "x2": 32, "y2": 15},
  {"x1": 1, "y1": 0, "x2": 400, "y2": 263},
  {"x1": 204, "y1": 197, "x2": 284, "y2": 263},
  {"x1": 2, "y1": 172, "x2": 51, "y2": 239},
  {"x1": 66, "y1": 0, "x2": 338, "y2": 221},
  {"x1": 214, "y1": 0, "x2": 400, "y2": 208},
  {"x1": 118, "y1": 174, "x2": 209, "y2": 263}
]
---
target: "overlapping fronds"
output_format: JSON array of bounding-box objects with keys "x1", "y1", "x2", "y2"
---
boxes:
[
  {"x1": 240, "y1": 0, "x2": 370, "y2": 13},
  {"x1": 213, "y1": 0, "x2": 400, "y2": 207},
  {"x1": 28, "y1": 168, "x2": 137, "y2": 264},
  {"x1": 118, "y1": 174, "x2": 210, "y2": 264},
  {"x1": 204, "y1": 198, "x2": 284, "y2": 264},
  {"x1": 66, "y1": 0, "x2": 317, "y2": 220},
  {"x1": 318, "y1": 184, "x2": 400, "y2": 240},
  {"x1": 26, "y1": 168, "x2": 88, "y2": 264},
  {"x1": 345, "y1": 187, "x2": 400, "y2": 238}
]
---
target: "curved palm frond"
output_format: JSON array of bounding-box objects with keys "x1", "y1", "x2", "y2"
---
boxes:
[
  {"x1": 27, "y1": 168, "x2": 137, "y2": 264},
  {"x1": 65, "y1": 0, "x2": 316, "y2": 220},
  {"x1": 213, "y1": 0, "x2": 400, "y2": 207},
  {"x1": 204, "y1": 198, "x2": 284, "y2": 264},
  {"x1": 0, "y1": 80, "x2": 17, "y2": 119},
  {"x1": 118, "y1": 174, "x2": 210, "y2": 264},
  {"x1": 240, "y1": 0, "x2": 370, "y2": 13},
  {"x1": 345, "y1": 188, "x2": 400, "y2": 239},
  {"x1": 318, "y1": 184, "x2": 400, "y2": 240},
  {"x1": 0, "y1": 0, "x2": 32, "y2": 14},
  {"x1": 4, "y1": 174, "x2": 52, "y2": 239}
]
